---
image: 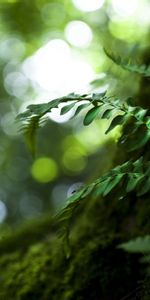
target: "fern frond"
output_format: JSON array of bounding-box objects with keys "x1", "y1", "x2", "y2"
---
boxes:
[
  {"x1": 55, "y1": 157, "x2": 150, "y2": 251},
  {"x1": 17, "y1": 93, "x2": 90, "y2": 154},
  {"x1": 23, "y1": 115, "x2": 42, "y2": 157},
  {"x1": 104, "y1": 48, "x2": 150, "y2": 77},
  {"x1": 17, "y1": 92, "x2": 150, "y2": 155},
  {"x1": 66, "y1": 157, "x2": 150, "y2": 203},
  {"x1": 17, "y1": 93, "x2": 150, "y2": 257}
]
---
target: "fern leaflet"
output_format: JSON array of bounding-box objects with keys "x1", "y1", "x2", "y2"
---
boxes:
[{"x1": 104, "y1": 48, "x2": 150, "y2": 77}]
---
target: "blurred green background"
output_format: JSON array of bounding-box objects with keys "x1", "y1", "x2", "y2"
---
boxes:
[{"x1": 0, "y1": 0, "x2": 149, "y2": 226}]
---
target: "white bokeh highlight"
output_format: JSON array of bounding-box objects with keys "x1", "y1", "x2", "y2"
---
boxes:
[
  {"x1": 0, "y1": 200, "x2": 7, "y2": 223},
  {"x1": 22, "y1": 39, "x2": 94, "y2": 94},
  {"x1": 22, "y1": 39, "x2": 94, "y2": 123},
  {"x1": 65, "y1": 21, "x2": 93, "y2": 48},
  {"x1": 72, "y1": 0, "x2": 104, "y2": 12},
  {"x1": 112, "y1": 0, "x2": 139, "y2": 18}
]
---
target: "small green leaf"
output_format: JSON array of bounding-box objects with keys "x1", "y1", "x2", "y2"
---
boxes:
[
  {"x1": 27, "y1": 103, "x2": 49, "y2": 115},
  {"x1": 24, "y1": 115, "x2": 41, "y2": 157},
  {"x1": 17, "y1": 110, "x2": 32, "y2": 120},
  {"x1": 60, "y1": 102, "x2": 76, "y2": 115},
  {"x1": 92, "y1": 92, "x2": 106, "y2": 101},
  {"x1": 73, "y1": 103, "x2": 90, "y2": 118},
  {"x1": 137, "y1": 177, "x2": 150, "y2": 196},
  {"x1": 28, "y1": 99, "x2": 60, "y2": 115},
  {"x1": 127, "y1": 130, "x2": 150, "y2": 151},
  {"x1": 81, "y1": 184, "x2": 95, "y2": 198},
  {"x1": 94, "y1": 178, "x2": 111, "y2": 197},
  {"x1": 67, "y1": 188, "x2": 85, "y2": 204},
  {"x1": 101, "y1": 108, "x2": 113, "y2": 119},
  {"x1": 83, "y1": 105, "x2": 102, "y2": 126},
  {"x1": 103, "y1": 174, "x2": 124, "y2": 196},
  {"x1": 105, "y1": 114, "x2": 126, "y2": 134},
  {"x1": 104, "y1": 48, "x2": 150, "y2": 77},
  {"x1": 131, "y1": 107, "x2": 148, "y2": 121},
  {"x1": 133, "y1": 157, "x2": 143, "y2": 173},
  {"x1": 126, "y1": 174, "x2": 143, "y2": 193}
]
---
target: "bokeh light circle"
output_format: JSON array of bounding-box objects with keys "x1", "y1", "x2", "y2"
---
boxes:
[
  {"x1": 31, "y1": 157, "x2": 58, "y2": 183},
  {"x1": 0, "y1": 200, "x2": 7, "y2": 223},
  {"x1": 72, "y1": 0, "x2": 104, "y2": 12},
  {"x1": 65, "y1": 21, "x2": 93, "y2": 48},
  {"x1": 112, "y1": 0, "x2": 139, "y2": 18}
]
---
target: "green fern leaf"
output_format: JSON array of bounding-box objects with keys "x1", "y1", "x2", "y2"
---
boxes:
[
  {"x1": 105, "y1": 114, "x2": 127, "y2": 134},
  {"x1": 17, "y1": 92, "x2": 150, "y2": 155},
  {"x1": 83, "y1": 105, "x2": 102, "y2": 125},
  {"x1": 103, "y1": 174, "x2": 124, "y2": 196},
  {"x1": 73, "y1": 103, "x2": 90, "y2": 118},
  {"x1": 23, "y1": 115, "x2": 41, "y2": 157},
  {"x1": 104, "y1": 48, "x2": 150, "y2": 77},
  {"x1": 60, "y1": 102, "x2": 76, "y2": 115}
]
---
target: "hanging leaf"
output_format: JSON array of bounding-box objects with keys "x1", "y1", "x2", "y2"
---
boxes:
[
  {"x1": 137, "y1": 177, "x2": 150, "y2": 196},
  {"x1": 101, "y1": 108, "x2": 113, "y2": 119},
  {"x1": 81, "y1": 184, "x2": 95, "y2": 198},
  {"x1": 133, "y1": 157, "x2": 143, "y2": 173},
  {"x1": 105, "y1": 114, "x2": 126, "y2": 134},
  {"x1": 93, "y1": 178, "x2": 111, "y2": 197},
  {"x1": 104, "y1": 48, "x2": 150, "y2": 77},
  {"x1": 17, "y1": 91, "x2": 150, "y2": 160},
  {"x1": 92, "y1": 92, "x2": 107, "y2": 101},
  {"x1": 127, "y1": 129, "x2": 150, "y2": 152},
  {"x1": 73, "y1": 103, "x2": 90, "y2": 118},
  {"x1": 60, "y1": 102, "x2": 76, "y2": 115},
  {"x1": 67, "y1": 189, "x2": 84, "y2": 204},
  {"x1": 83, "y1": 105, "x2": 102, "y2": 126},
  {"x1": 103, "y1": 173, "x2": 124, "y2": 196},
  {"x1": 24, "y1": 115, "x2": 41, "y2": 157},
  {"x1": 27, "y1": 99, "x2": 60, "y2": 115},
  {"x1": 133, "y1": 107, "x2": 148, "y2": 121},
  {"x1": 126, "y1": 174, "x2": 143, "y2": 193}
]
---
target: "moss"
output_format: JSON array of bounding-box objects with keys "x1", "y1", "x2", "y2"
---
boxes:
[{"x1": 0, "y1": 192, "x2": 150, "y2": 299}]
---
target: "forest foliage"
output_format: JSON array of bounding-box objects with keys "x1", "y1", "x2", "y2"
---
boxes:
[{"x1": 0, "y1": 1, "x2": 150, "y2": 299}]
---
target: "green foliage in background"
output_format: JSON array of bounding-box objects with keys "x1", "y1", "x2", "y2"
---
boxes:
[
  {"x1": 0, "y1": 1, "x2": 150, "y2": 299},
  {"x1": 4, "y1": 47, "x2": 148, "y2": 299},
  {"x1": 17, "y1": 52, "x2": 150, "y2": 246}
]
